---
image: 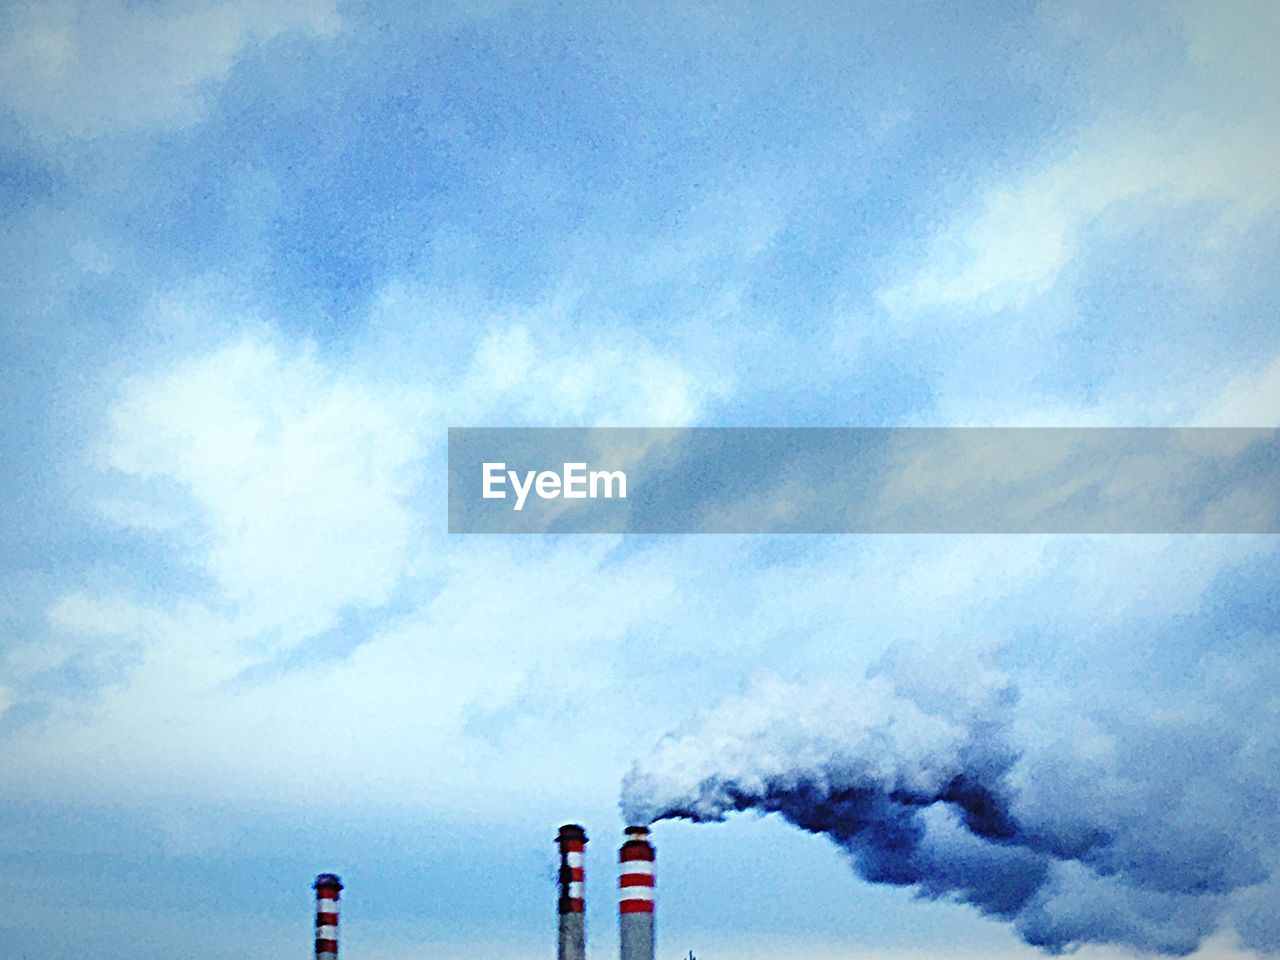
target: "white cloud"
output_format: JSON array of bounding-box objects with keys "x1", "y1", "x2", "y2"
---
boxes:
[
  {"x1": 1197, "y1": 354, "x2": 1280, "y2": 427},
  {"x1": 878, "y1": 120, "x2": 1280, "y2": 316},
  {"x1": 0, "y1": 287, "x2": 733, "y2": 808},
  {"x1": 0, "y1": 0, "x2": 341, "y2": 141},
  {"x1": 456, "y1": 322, "x2": 720, "y2": 427},
  {"x1": 105, "y1": 332, "x2": 426, "y2": 638},
  {"x1": 97, "y1": 284, "x2": 728, "y2": 643},
  {"x1": 877, "y1": 1, "x2": 1280, "y2": 316}
]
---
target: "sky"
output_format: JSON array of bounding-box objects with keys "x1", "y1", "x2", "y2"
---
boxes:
[{"x1": 0, "y1": 1, "x2": 1278, "y2": 958}]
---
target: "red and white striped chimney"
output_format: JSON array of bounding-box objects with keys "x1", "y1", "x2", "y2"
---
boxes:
[
  {"x1": 558, "y1": 824, "x2": 588, "y2": 960},
  {"x1": 619, "y1": 826, "x2": 655, "y2": 960},
  {"x1": 313, "y1": 873, "x2": 343, "y2": 958}
]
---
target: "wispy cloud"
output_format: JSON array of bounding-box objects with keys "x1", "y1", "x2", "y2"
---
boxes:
[
  {"x1": 877, "y1": 1, "x2": 1280, "y2": 317},
  {"x1": 0, "y1": 0, "x2": 341, "y2": 141}
]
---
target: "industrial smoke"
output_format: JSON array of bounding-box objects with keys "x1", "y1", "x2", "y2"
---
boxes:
[{"x1": 621, "y1": 649, "x2": 1280, "y2": 956}]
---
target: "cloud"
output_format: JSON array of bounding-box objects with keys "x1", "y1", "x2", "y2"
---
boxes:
[
  {"x1": 104, "y1": 332, "x2": 426, "y2": 638},
  {"x1": 878, "y1": 119, "x2": 1279, "y2": 316},
  {"x1": 455, "y1": 322, "x2": 723, "y2": 427},
  {"x1": 0, "y1": 0, "x2": 341, "y2": 141},
  {"x1": 0, "y1": 284, "x2": 735, "y2": 806},
  {"x1": 94, "y1": 284, "x2": 728, "y2": 640},
  {"x1": 1198, "y1": 355, "x2": 1280, "y2": 427},
  {"x1": 876, "y1": 1, "x2": 1280, "y2": 316}
]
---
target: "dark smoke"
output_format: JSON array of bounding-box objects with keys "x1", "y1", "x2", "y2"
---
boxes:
[{"x1": 622, "y1": 651, "x2": 1279, "y2": 956}]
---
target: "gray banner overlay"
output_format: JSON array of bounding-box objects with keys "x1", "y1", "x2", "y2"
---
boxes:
[{"x1": 447, "y1": 428, "x2": 1280, "y2": 534}]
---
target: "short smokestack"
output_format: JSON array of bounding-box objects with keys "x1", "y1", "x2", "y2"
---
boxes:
[
  {"x1": 619, "y1": 825, "x2": 655, "y2": 960},
  {"x1": 557, "y1": 824, "x2": 588, "y2": 960},
  {"x1": 313, "y1": 873, "x2": 343, "y2": 958}
]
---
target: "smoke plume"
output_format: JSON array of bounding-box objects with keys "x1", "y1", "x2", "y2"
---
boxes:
[{"x1": 622, "y1": 639, "x2": 1280, "y2": 955}]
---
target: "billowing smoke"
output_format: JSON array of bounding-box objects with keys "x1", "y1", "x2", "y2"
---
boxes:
[{"x1": 622, "y1": 638, "x2": 1280, "y2": 956}]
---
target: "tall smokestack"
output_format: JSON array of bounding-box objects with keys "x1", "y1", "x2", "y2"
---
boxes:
[
  {"x1": 313, "y1": 873, "x2": 343, "y2": 959},
  {"x1": 619, "y1": 825, "x2": 655, "y2": 960},
  {"x1": 557, "y1": 824, "x2": 588, "y2": 960}
]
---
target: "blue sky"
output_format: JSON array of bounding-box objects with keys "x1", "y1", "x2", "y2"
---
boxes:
[{"x1": 1, "y1": 1, "x2": 1278, "y2": 958}]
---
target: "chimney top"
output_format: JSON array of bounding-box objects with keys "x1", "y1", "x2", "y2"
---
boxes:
[{"x1": 313, "y1": 874, "x2": 344, "y2": 892}]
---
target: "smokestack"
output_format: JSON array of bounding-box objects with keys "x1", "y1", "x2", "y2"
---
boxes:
[
  {"x1": 557, "y1": 824, "x2": 588, "y2": 960},
  {"x1": 619, "y1": 825, "x2": 655, "y2": 960},
  {"x1": 313, "y1": 873, "x2": 343, "y2": 959}
]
